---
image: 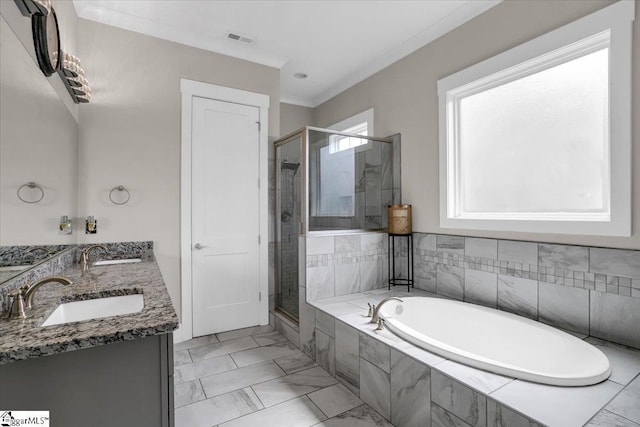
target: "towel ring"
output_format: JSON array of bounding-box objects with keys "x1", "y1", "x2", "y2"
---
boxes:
[
  {"x1": 17, "y1": 182, "x2": 44, "y2": 204},
  {"x1": 109, "y1": 185, "x2": 130, "y2": 205}
]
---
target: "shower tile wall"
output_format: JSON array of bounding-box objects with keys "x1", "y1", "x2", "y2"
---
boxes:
[
  {"x1": 305, "y1": 233, "x2": 389, "y2": 302},
  {"x1": 405, "y1": 233, "x2": 640, "y2": 349}
]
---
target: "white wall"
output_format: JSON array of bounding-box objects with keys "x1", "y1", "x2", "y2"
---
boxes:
[
  {"x1": 314, "y1": 0, "x2": 640, "y2": 250},
  {"x1": 280, "y1": 102, "x2": 314, "y2": 136},
  {"x1": 77, "y1": 19, "x2": 280, "y2": 317}
]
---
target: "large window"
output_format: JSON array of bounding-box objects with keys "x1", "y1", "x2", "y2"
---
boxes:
[{"x1": 437, "y1": 1, "x2": 633, "y2": 236}]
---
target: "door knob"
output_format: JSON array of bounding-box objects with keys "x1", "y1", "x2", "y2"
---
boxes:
[{"x1": 194, "y1": 243, "x2": 208, "y2": 250}]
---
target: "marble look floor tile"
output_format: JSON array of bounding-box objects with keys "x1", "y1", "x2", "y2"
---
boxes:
[
  {"x1": 586, "y1": 410, "x2": 640, "y2": 427},
  {"x1": 316, "y1": 329, "x2": 336, "y2": 376},
  {"x1": 175, "y1": 354, "x2": 237, "y2": 384},
  {"x1": 335, "y1": 320, "x2": 360, "y2": 395},
  {"x1": 274, "y1": 315, "x2": 301, "y2": 348},
  {"x1": 174, "y1": 379, "x2": 206, "y2": 408},
  {"x1": 435, "y1": 360, "x2": 513, "y2": 395},
  {"x1": 308, "y1": 383, "x2": 363, "y2": 418},
  {"x1": 174, "y1": 349, "x2": 193, "y2": 366},
  {"x1": 491, "y1": 378, "x2": 623, "y2": 427},
  {"x1": 200, "y1": 360, "x2": 285, "y2": 398},
  {"x1": 217, "y1": 325, "x2": 274, "y2": 342},
  {"x1": 538, "y1": 281, "x2": 589, "y2": 334},
  {"x1": 175, "y1": 334, "x2": 220, "y2": 351},
  {"x1": 220, "y1": 396, "x2": 326, "y2": 427},
  {"x1": 606, "y1": 375, "x2": 640, "y2": 424},
  {"x1": 252, "y1": 366, "x2": 337, "y2": 407},
  {"x1": 431, "y1": 403, "x2": 473, "y2": 427},
  {"x1": 176, "y1": 387, "x2": 263, "y2": 427},
  {"x1": 497, "y1": 275, "x2": 537, "y2": 320},
  {"x1": 585, "y1": 337, "x2": 640, "y2": 385},
  {"x1": 316, "y1": 310, "x2": 336, "y2": 337},
  {"x1": 431, "y1": 370, "x2": 487, "y2": 427},
  {"x1": 390, "y1": 348, "x2": 430, "y2": 427},
  {"x1": 360, "y1": 358, "x2": 391, "y2": 420},
  {"x1": 313, "y1": 404, "x2": 393, "y2": 427},
  {"x1": 359, "y1": 332, "x2": 390, "y2": 373},
  {"x1": 230, "y1": 341, "x2": 300, "y2": 367},
  {"x1": 487, "y1": 399, "x2": 539, "y2": 427},
  {"x1": 189, "y1": 336, "x2": 259, "y2": 362},
  {"x1": 253, "y1": 330, "x2": 289, "y2": 346},
  {"x1": 274, "y1": 351, "x2": 317, "y2": 374}
]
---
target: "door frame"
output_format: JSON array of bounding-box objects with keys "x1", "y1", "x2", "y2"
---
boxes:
[{"x1": 179, "y1": 78, "x2": 269, "y2": 342}]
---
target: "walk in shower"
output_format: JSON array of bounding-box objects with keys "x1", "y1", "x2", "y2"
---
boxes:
[{"x1": 274, "y1": 127, "x2": 398, "y2": 322}]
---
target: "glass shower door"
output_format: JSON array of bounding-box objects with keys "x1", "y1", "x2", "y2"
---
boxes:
[{"x1": 275, "y1": 134, "x2": 302, "y2": 321}]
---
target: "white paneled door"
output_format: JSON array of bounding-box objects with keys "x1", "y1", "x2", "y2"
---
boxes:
[{"x1": 191, "y1": 96, "x2": 261, "y2": 336}]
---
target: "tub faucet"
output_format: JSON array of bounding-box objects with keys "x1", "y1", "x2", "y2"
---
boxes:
[
  {"x1": 2, "y1": 276, "x2": 73, "y2": 319},
  {"x1": 370, "y1": 297, "x2": 403, "y2": 324},
  {"x1": 80, "y1": 244, "x2": 108, "y2": 273}
]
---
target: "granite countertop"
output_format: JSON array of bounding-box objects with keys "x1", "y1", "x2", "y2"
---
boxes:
[{"x1": 0, "y1": 253, "x2": 178, "y2": 364}]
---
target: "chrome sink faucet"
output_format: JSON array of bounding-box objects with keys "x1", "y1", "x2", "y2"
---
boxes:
[
  {"x1": 80, "y1": 244, "x2": 108, "y2": 273},
  {"x1": 2, "y1": 276, "x2": 73, "y2": 320},
  {"x1": 370, "y1": 297, "x2": 404, "y2": 324}
]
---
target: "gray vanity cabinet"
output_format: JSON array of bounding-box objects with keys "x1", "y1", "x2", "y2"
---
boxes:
[{"x1": 0, "y1": 333, "x2": 174, "y2": 427}]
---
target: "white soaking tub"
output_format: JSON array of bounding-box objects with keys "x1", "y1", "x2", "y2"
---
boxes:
[{"x1": 379, "y1": 297, "x2": 610, "y2": 386}]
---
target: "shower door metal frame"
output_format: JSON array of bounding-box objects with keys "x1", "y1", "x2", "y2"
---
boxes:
[
  {"x1": 273, "y1": 127, "x2": 395, "y2": 323},
  {"x1": 274, "y1": 129, "x2": 307, "y2": 323}
]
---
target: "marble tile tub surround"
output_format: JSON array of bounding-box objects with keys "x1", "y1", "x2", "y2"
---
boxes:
[
  {"x1": 308, "y1": 289, "x2": 640, "y2": 427},
  {"x1": 306, "y1": 232, "x2": 389, "y2": 302},
  {"x1": 406, "y1": 233, "x2": 640, "y2": 349},
  {"x1": 0, "y1": 245, "x2": 178, "y2": 364}
]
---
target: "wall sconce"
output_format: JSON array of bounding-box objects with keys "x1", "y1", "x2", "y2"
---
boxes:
[
  {"x1": 59, "y1": 52, "x2": 91, "y2": 103},
  {"x1": 13, "y1": 0, "x2": 92, "y2": 104},
  {"x1": 14, "y1": 0, "x2": 51, "y2": 16}
]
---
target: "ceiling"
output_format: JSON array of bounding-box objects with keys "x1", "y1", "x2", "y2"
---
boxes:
[{"x1": 73, "y1": 1, "x2": 501, "y2": 107}]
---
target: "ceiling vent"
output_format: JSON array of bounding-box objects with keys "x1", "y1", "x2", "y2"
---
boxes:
[{"x1": 226, "y1": 32, "x2": 255, "y2": 45}]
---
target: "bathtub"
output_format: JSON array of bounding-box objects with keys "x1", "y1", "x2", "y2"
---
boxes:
[{"x1": 379, "y1": 297, "x2": 610, "y2": 386}]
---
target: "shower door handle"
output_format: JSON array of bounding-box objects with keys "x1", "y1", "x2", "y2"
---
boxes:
[{"x1": 194, "y1": 243, "x2": 209, "y2": 250}]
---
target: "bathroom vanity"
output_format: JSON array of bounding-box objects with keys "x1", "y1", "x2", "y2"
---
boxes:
[{"x1": 0, "y1": 251, "x2": 178, "y2": 427}]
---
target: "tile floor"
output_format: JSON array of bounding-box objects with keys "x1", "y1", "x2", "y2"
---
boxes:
[{"x1": 174, "y1": 325, "x2": 393, "y2": 427}]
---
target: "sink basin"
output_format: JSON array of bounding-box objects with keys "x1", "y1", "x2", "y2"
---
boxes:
[
  {"x1": 41, "y1": 294, "x2": 144, "y2": 327},
  {"x1": 93, "y1": 258, "x2": 142, "y2": 266}
]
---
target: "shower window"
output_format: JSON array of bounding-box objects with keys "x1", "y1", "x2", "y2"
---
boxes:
[{"x1": 308, "y1": 128, "x2": 394, "y2": 231}]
